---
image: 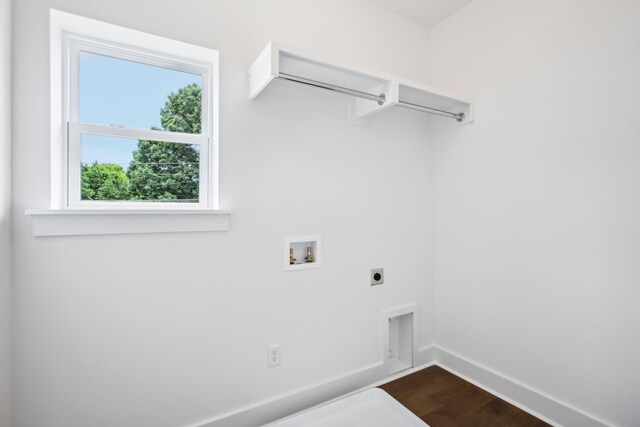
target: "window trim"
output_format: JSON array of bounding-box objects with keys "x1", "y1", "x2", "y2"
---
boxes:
[
  {"x1": 25, "y1": 208, "x2": 231, "y2": 237},
  {"x1": 50, "y1": 9, "x2": 220, "y2": 210}
]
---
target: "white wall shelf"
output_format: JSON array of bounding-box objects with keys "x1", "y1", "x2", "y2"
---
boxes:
[{"x1": 248, "y1": 41, "x2": 474, "y2": 126}]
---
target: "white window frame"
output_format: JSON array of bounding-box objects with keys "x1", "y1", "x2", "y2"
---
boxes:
[{"x1": 51, "y1": 10, "x2": 219, "y2": 210}]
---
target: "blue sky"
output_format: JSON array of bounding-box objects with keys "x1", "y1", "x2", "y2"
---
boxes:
[{"x1": 79, "y1": 51, "x2": 201, "y2": 167}]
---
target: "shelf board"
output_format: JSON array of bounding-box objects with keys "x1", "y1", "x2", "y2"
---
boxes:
[
  {"x1": 249, "y1": 41, "x2": 395, "y2": 119},
  {"x1": 248, "y1": 41, "x2": 474, "y2": 125}
]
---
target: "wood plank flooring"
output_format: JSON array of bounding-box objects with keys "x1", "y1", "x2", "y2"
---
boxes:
[{"x1": 379, "y1": 366, "x2": 550, "y2": 427}]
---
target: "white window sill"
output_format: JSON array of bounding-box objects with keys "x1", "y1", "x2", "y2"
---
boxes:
[{"x1": 25, "y1": 209, "x2": 231, "y2": 237}]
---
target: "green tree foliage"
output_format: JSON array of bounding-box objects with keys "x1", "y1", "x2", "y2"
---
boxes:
[
  {"x1": 81, "y1": 162, "x2": 131, "y2": 200},
  {"x1": 127, "y1": 140, "x2": 200, "y2": 201},
  {"x1": 127, "y1": 83, "x2": 201, "y2": 202},
  {"x1": 160, "y1": 83, "x2": 202, "y2": 134}
]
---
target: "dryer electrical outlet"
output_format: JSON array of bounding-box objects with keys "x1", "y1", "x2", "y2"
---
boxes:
[{"x1": 370, "y1": 268, "x2": 384, "y2": 286}]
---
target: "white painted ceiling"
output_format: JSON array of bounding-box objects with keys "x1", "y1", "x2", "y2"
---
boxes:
[{"x1": 368, "y1": 0, "x2": 475, "y2": 28}]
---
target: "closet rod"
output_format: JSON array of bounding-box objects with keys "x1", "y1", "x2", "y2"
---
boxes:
[
  {"x1": 276, "y1": 72, "x2": 465, "y2": 122},
  {"x1": 276, "y1": 72, "x2": 386, "y2": 105},
  {"x1": 397, "y1": 100, "x2": 465, "y2": 122}
]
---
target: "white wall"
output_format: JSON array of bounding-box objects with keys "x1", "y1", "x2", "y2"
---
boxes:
[
  {"x1": 0, "y1": 0, "x2": 12, "y2": 425},
  {"x1": 11, "y1": 1, "x2": 436, "y2": 426},
  {"x1": 428, "y1": 1, "x2": 640, "y2": 425}
]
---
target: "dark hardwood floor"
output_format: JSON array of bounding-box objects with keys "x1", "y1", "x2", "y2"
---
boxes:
[{"x1": 379, "y1": 366, "x2": 550, "y2": 427}]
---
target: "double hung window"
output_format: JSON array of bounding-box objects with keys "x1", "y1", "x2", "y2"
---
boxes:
[{"x1": 55, "y1": 13, "x2": 218, "y2": 209}]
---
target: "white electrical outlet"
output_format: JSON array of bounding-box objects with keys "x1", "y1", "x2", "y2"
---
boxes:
[{"x1": 268, "y1": 345, "x2": 281, "y2": 367}]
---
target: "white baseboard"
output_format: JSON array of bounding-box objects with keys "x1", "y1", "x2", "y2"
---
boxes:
[
  {"x1": 415, "y1": 345, "x2": 435, "y2": 366},
  {"x1": 191, "y1": 362, "x2": 383, "y2": 427},
  {"x1": 192, "y1": 346, "x2": 435, "y2": 427},
  {"x1": 434, "y1": 346, "x2": 612, "y2": 427},
  {"x1": 192, "y1": 345, "x2": 610, "y2": 427}
]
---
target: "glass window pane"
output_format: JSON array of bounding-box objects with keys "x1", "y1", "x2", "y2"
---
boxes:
[
  {"x1": 81, "y1": 134, "x2": 200, "y2": 203},
  {"x1": 78, "y1": 51, "x2": 203, "y2": 133}
]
